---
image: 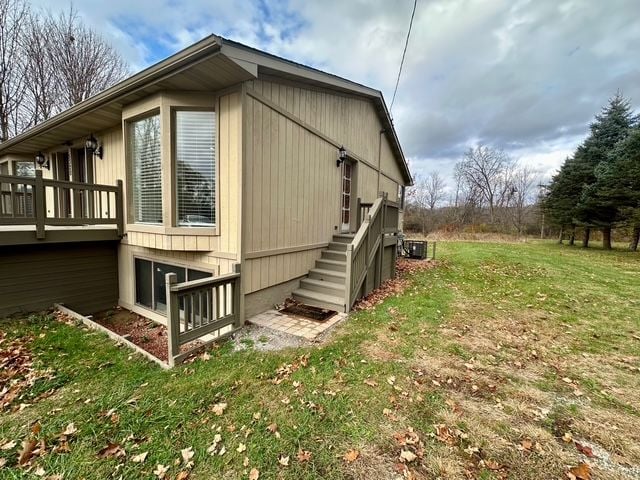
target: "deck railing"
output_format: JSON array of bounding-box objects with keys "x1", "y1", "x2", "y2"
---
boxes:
[
  {"x1": 0, "y1": 170, "x2": 123, "y2": 238},
  {"x1": 345, "y1": 194, "x2": 399, "y2": 309},
  {"x1": 165, "y1": 264, "x2": 242, "y2": 367}
]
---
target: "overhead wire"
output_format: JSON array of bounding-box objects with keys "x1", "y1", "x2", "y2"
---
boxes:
[{"x1": 389, "y1": 0, "x2": 418, "y2": 114}]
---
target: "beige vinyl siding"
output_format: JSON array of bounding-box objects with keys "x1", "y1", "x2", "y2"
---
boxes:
[{"x1": 242, "y1": 78, "x2": 405, "y2": 294}]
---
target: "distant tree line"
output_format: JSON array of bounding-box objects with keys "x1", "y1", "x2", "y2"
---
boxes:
[
  {"x1": 405, "y1": 147, "x2": 540, "y2": 236},
  {"x1": 542, "y1": 93, "x2": 640, "y2": 251},
  {"x1": 0, "y1": 0, "x2": 128, "y2": 142}
]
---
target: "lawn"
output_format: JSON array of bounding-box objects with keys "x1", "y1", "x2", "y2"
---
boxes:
[{"x1": 1, "y1": 241, "x2": 639, "y2": 480}]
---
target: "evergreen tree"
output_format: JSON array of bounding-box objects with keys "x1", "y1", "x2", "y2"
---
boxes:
[
  {"x1": 573, "y1": 93, "x2": 635, "y2": 248},
  {"x1": 542, "y1": 156, "x2": 580, "y2": 243},
  {"x1": 592, "y1": 125, "x2": 640, "y2": 250}
]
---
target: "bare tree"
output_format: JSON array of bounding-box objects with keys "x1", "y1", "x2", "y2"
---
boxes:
[
  {"x1": 425, "y1": 171, "x2": 446, "y2": 211},
  {"x1": 509, "y1": 164, "x2": 538, "y2": 236},
  {"x1": 0, "y1": 0, "x2": 29, "y2": 141},
  {"x1": 455, "y1": 145, "x2": 514, "y2": 224},
  {"x1": 44, "y1": 6, "x2": 128, "y2": 108},
  {"x1": 22, "y1": 13, "x2": 58, "y2": 127}
]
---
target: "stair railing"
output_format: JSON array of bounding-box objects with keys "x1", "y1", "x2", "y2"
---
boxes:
[{"x1": 344, "y1": 194, "x2": 385, "y2": 309}]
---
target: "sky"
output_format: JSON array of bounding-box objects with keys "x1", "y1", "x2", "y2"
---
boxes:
[{"x1": 37, "y1": 0, "x2": 640, "y2": 189}]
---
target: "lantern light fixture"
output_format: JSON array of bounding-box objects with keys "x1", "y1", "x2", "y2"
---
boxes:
[
  {"x1": 85, "y1": 134, "x2": 103, "y2": 159},
  {"x1": 336, "y1": 145, "x2": 347, "y2": 167},
  {"x1": 35, "y1": 151, "x2": 49, "y2": 170}
]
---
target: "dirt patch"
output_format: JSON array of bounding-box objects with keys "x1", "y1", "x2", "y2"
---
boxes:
[
  {"x1": 90, "y1": 307, "x2": 200, "y2": 362},
  {"x1": 232, "y1": 324, "x2": 307, "y2": 352}
]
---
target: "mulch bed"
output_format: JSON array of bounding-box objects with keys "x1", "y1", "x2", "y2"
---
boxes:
[
  {"x1": 84, "y1": 308, "x2": 201, "y2": 363},
  {"x1": 352, "y1": 258, "x2": 438, "y2": 311}
]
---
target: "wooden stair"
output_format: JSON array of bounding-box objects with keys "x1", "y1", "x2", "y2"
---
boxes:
[{"x1": 292, "y1": 234, "x2": 354, "y2": 312}]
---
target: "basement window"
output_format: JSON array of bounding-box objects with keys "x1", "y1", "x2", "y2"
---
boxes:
[{"x1": 134, "y1": 258, "x2": 212, "y2": 313}]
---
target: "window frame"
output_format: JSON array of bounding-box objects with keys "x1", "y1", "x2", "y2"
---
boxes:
[
  {"x1": 171, "y1": 106, "x2": 218, "y2": 229},
  {"x1": 122, "y1": 92, "x2": 220, "y2": 237},
  {"x1": 132, "y1": 254, "x2": 215, "y2": 315},
  {"x1": 125, "y1": 107, "x2": 162, "y2": 226}
]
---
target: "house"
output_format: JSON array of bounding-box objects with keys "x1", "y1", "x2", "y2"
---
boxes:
[{"x1": 0, "y1": 35, "x2": 411, "y2": 357}]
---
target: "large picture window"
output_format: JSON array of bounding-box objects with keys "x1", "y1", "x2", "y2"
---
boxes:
[
  {"x1": 175, "y1": 110, "x2": 216, "y2": 226},
  {"x1": 130, "y1": 113, "x2": 162, "y2": 224}
]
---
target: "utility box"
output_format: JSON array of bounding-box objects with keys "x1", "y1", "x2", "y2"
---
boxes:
[{"x1": 404, "y1": 240, "x2": 427, "y2": 260}]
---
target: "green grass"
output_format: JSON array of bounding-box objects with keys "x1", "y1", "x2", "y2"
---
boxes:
[{"x1": 1, "y1": 240, "x2": 639, "y2": 479}]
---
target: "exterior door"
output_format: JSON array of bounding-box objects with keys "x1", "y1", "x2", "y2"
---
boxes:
[{"x1": 341, "y1": 162, "x2": 352, "y2": 232}]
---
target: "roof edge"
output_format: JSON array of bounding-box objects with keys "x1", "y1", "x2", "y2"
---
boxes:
[{"x1": 0, "y1": 35, "x2": 222, "y2": 154}]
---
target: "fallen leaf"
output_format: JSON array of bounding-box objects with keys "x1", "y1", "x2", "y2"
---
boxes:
[
  {"x1": 566, "y1": 463, "x2": 591, "y2": 480},
  {"x1": 520, "y1": 439, "x2": 533, "y2": 451},
  {"x1": 237, "y1": 443, "x2": 246, "y2": 453},
  {"x1": 297, "y1": 449, "x2": 312, "y2": 462},
  {"x1": 364, "y1": 379, "x2": 378, "y2": 387},
  {"x1": 18, "y1": 439, "x2": 37, "y2": 466},
  {"x1": 182, "y1": 446, "x2": 194, "y2": 461},
  {"x1": 575, "y1": 442, "x2": 595, "y2": 458},
  {"x1": 400, "y1": 449, "x2": 417, "y2": 463},
  {"x1": 249, "y1": 468, "x2": 260, "y2": 480},
  {"x1": 32, "y1": 422, "x2": 42, "y2": 435},
  {"x1": 211, "y1": 402, "x2": 227, "y2": 416},
  {"x1": 562, "y1": 432, "x2": 573, "y2": 443},
  {"x1": 97, "y1": 442, "x2": 125, "y2": 459},
  {"x1": 343, "y1": 449, "x2": 360, "y2": 463},
  {"x1": 153, "y1": 464, "x2": 169, "y2": 479},
  {"x1": 62, "y1": 423, "x2": 77, "y2": 436},
  {"x1": 131, "y1": 451, "x2": 148, "y2": 463},
  {"x1": 278, "y1": 454, "x2": 290, "y2": 466},
  {"x1": 0, "y1": 440, "x2": 16, "y2": 450},
  {"x1": 485, "y1": 459, "x2": 502, "y2": 470},
  {"x1": 176, "y1": 471, "x2": 190, "y2": 480}
]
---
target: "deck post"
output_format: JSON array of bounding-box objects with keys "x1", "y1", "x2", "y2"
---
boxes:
[
  {"x1": 377, "y1": 193, "x2": 387, "y2": 288},
  {"x1": 232, "y1": 263, "x2": 243, "y2": 327},
  {"x1": 34, "y1": 170, "x2": 46, "y2": 240},
  {"x1": 344, "y1": 243, "x2": 353, "y2": 312},
  {"x1": 165, "y1": 273, "x2": 180, "y2": 367},
  {"x1": 115, "y1": 179, "x2": 124, "y2": 236}
]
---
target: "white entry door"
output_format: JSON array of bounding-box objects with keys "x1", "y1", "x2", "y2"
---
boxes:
[{"x1": 341, "y1": 162, "x2": 352, "y2": 232}]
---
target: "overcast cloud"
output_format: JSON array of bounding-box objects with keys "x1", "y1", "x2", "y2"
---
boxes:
[{"x1": 36, "y1": 0, "x2": 640, "y2": 187}]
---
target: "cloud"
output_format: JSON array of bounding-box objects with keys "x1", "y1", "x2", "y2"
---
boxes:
[{"x1": 35, "y1": 0, "x2": 640, "y2": 184}]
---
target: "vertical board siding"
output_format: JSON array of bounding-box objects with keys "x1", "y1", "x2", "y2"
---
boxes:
[{"x1": 243, "y1": 78, "x2": 405, "y2": 294}]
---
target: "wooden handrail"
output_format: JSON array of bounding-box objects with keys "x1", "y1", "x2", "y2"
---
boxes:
[
  {"x1": 0, "y1": 170, "x2": 124, "y2": 240},
  {"x1": 344, "y1": 193, "x2": 400, "y2": 310},
  {"x1": 165, "y1": 264, "x2": 242, "y2": 367}
]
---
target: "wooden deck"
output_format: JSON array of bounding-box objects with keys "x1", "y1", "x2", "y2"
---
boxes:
[{"x1": 0, "y1": 170, "x2": 123, "y2": 246}]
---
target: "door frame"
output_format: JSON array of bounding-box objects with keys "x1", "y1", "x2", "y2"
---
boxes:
[{"x1": 340, "y1": 160, "x2": 356, "y2": 233}]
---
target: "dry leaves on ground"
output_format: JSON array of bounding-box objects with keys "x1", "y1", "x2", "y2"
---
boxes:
[
  {"x1": 0, "y1": 332, "x2": 55, "y2": 411},
  {"x1": 353, "y1": 259, "x2": 437, "y2": 311},
  {"x1": 343, "y1": 449, "x2": 360, "y2": 463}
]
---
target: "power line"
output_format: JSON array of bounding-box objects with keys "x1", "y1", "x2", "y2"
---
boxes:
[{"x1": 390, "y1": 0, "x2": 418, "y2": 113}]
